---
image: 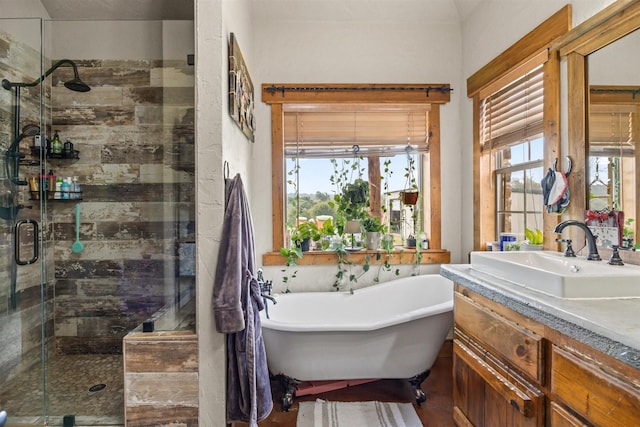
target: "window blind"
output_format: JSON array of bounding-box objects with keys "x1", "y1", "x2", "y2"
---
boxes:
[
  {"x1": 589, "y1": 104, "x2": 635, "y2": 156},
  {"x1": 480, "y1": 66, "x2": 544, "y2": 152},
  {"x1": 283, "y1": 104, "x2": 430, "y2": 158}
]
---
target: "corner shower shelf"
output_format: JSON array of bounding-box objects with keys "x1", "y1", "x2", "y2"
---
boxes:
[
  {"x1": 30, "y1": 146, "x2": 80, "y2": 160},
  {"x1": 30, "y1": 191, "x2": 83, "y2": 201}
]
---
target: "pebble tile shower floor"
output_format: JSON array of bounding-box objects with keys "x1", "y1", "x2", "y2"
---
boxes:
[{"x1": 0, "y1": 353, "x2": 123, "y2": 426}]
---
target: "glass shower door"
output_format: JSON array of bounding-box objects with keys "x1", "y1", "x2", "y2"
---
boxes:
[
  {"x1": 2, "y1": 16, "x2": 195, "y2": 426},
  {"x1": 0, "y1": 17, "x2": 48, "y2": 425}
]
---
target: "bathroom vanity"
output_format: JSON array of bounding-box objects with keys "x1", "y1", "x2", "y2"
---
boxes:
[{"x1": 441, "y1": 263, "x2": 640, "y2": 427}]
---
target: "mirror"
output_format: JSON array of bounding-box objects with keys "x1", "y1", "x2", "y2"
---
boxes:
[
  {"x1": 587, "y1": 28, "x2": 640, "y2": 248},
  {"x1": 555, "y1": 0, "x2": 640, "y2": 257}
]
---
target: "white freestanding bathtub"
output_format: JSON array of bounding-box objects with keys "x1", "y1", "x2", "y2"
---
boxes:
[{"x1": 259, "y1": 274, "x2": 453, "y2": 409}]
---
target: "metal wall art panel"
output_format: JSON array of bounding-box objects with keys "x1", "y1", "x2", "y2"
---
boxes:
[{"x1": 228, "y1": 32, "x2": 255, "y2": 142}]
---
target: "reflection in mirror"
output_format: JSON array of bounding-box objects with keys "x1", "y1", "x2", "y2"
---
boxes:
[{"x1": 588, "y1": 28, "x2": 640, "y2": 248}]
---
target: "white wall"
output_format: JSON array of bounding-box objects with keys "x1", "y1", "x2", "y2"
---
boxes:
[
  {"x1": 50, "y1": 20, "x2": 193, "y2": 60},
  {"x1": 0, "y1": 0, "x2": 49, "y2": 50},
  {"x1": 589, "y1": 28, "x2": 640, "y2": 85},
  {"x1": 222, "y1": 0, "x2": 255, "y2": 186},
  {"x1": 197, "y1": 0, "x2": 254, "y2": 424},
  {"x1": 250, "y1": 6, "x2": 465, "y2": 289},
  {"x1": 458, "y1": 0, "x2": 617, "y2": 261}
]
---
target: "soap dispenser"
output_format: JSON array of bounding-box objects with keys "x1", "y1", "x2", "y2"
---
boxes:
[{"x1": 51, "y1": 130, "x2": 62, "y2": 155}]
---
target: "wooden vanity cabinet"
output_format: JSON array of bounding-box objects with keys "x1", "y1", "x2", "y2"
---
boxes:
[
  {"x1": 453, "y1": 288, "x2": 545, "y2": 427},
  {"x1": 453, "y1": 283, "x2": 640, "y2": 427}
]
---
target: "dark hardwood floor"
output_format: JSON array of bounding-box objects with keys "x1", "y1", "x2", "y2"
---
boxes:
[{"x1": 253, "y1": 340, "x2": 454, "y2": 426}]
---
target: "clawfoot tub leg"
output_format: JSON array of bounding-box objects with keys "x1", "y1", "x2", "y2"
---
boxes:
[
  {"x1": 408, "y1": 369, "x2": 431, "y2": 405},
  {"x1": 277, "y1": 374, "x2": 300, "y2": 412}
]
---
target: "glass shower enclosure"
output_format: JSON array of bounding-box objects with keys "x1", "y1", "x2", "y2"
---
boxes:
[{"x1": 0, "y1": 17, "x2": 195, "y2": 426}]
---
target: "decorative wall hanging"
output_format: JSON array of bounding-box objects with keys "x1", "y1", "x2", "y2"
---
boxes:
[
  {"x1": 228, "y1": 33, "x2": 255, "y2": 142},
  {"x1": 585, "y1": 209, "x2": 624, "y2": 248},
  {"x1": 541, "y1": 156, "x2": 572, "y2": 214}
]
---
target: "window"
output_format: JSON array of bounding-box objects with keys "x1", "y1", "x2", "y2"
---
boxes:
[
  {"x1": 481, "y1": 68, "x2": 545, "y2": 240},
  {"x1": 261, "y1": 83, "x2": 451, "y2": 265},
  {"x1": 494, "y1": 138, "x2": 544, "y2": 237},
  {"x1": 467, "y1": 5, "x2": 570, "y2": 250},
  {"x1": 283, "y1": 106, "x2": 429, "y2": 247}
]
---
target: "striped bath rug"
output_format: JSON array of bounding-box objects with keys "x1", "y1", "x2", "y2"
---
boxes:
[{"x1": 296, "y1": 399, "x2": 423, "y2": 427}]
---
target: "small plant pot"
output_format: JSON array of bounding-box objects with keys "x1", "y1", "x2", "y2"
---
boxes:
[
  {"x1": 365, "y1": 231, "x2": 381, "y2": 250},
  {"x1": 401, "y1": 191, "x2": 419, "y2": 205},
  {"x1": 405, "y1": 237, "x2": 416, "y2": 248},
  {"x1": 299, "y1": 237, "x2": 311, "y2": 252}
]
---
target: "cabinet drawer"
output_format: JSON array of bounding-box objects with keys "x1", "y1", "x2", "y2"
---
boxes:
[
  {"x1": 455, "y1": 292, "x2": 543, "y2": 382},
  {"x1": 549, "y1": 401, "x2": 588, "y2": 427},
  {"x1": 551, "y1": 345, "x2": 640, "y2": 426},
  {"x1": 454, "y1": 338, "x2": 544, "y2": 424}
]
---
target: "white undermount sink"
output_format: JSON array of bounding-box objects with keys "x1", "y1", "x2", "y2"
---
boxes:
[{"x1": 470, "y1": 250, "x2": 640, "y2": 299}]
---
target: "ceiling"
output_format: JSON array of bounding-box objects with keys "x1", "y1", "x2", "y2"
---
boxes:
[
  {"x1": 40, "y1": 0, "x2": 482, "y2": 22},
  {"x1": 40, "y1": 0, "x2": 194, "y2": 20}
]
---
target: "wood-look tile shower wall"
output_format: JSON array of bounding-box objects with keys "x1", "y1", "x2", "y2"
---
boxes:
[{"x1": 47, "y1": 59, "x2": 195, "y2": 354}]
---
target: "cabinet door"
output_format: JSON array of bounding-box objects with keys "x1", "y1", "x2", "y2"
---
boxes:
[
  {"x1": 453, "y1": 336, "x2": 544, "y2": 427},
  {"x1": 551, "y1": 345, "x2": 640, "y2": 426}
]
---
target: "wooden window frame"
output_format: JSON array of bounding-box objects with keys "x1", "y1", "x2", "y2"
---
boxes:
[
  {"x1": 467, "y1": 5, "x2": 571, "y2": 250},
  {"x1": 261, "y1": 83, "x2": 451, "y2": 266}
]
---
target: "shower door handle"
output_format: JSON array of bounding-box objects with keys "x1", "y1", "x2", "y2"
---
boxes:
[{"x1": 15, "y1": 219, "x2": 39, "y2": 265}]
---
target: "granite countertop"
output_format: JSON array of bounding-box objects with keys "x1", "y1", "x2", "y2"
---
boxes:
[{"x1": 440, "y1": 264, "x2": 640, "y2": 370}]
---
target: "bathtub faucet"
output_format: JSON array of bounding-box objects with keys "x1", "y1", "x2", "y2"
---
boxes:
[
  {"x1": 257, "y1": 268, "x2": 276, "y2": 319},
  {"x1": 553, "y1": 220, "x2": 601, "y2": 261}
]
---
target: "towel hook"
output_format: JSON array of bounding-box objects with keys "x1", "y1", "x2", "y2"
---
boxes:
[
  {"x1": 553, "y1": 156, "x2": 572, "y2": 176},
  {"x1": 224, "y1": 161, "x2": 230, "y2": 180}
]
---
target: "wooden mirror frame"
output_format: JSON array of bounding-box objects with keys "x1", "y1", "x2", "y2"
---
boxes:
[{"x1": 552, "y1": 0, "x2": 640, "y2": 262}]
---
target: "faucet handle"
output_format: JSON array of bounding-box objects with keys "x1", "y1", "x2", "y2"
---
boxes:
[
  {"x1": 556, "y1": 238, "x2": 576, "y2": 257},
  {"x1": 608, "y1": 245, "x2": 625, "y2": 265}
]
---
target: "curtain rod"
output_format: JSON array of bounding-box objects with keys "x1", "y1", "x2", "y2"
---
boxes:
[
  {"x1": 591, "y1": 87, "x2": 640, "y2": 99},
  {"x1": 264, "y1": 84, "x2": 453, "y2": 98}
]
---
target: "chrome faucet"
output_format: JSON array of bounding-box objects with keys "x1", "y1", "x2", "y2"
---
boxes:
[{"x1": 553, "y1": 220, "x2": 601, "y2": 261}]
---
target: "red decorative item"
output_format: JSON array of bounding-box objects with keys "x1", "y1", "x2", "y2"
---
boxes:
[{"x1": 584, "y1": 209, "x2": 624, "y2": 248}]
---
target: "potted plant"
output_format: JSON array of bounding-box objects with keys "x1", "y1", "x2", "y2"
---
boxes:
[
  {"x1": 291, "y1": 220, "x2": 321, "y2": 252},
  {"x1": 361, "y1": 215, "x2": 386, "y2": 250},
  {"x1": 279, "y1": 246, "x2": 302, "y2": 293},
  {"x1": 403, "y1": 192, "x2": 421, "y2": 248},
  {"x1": 400, "y1": 152, "x2": 419, "y2": 205},
  {"x1": 330, "y1": 177, "x2": 370, "y2": 247},
  {"x1": 521, "y1": 228, "x2": 543, "y2": 251},
  {"x1": 319, "y1": 217, "x2": 336, "y2": 250},
  {"x1": 337, "y1": 178, "x2": 369, "y2": 220}
]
